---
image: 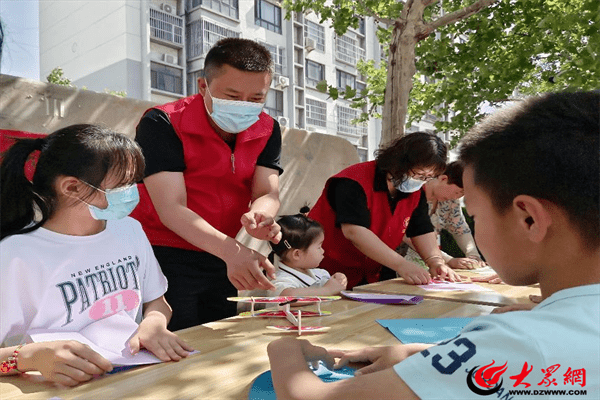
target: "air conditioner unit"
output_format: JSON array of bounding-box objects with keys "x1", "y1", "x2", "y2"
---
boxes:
[
  {"x1": 304, "y1": 37, "x2": 316, "y2": 53},
  {"x1": 163, "y1": 54, "x2": 178, "y2": 64},
  {"x1": 276, "y1": 76, "x2": 289, "y2": 88},
  {"x1": 306, "y1": 126, "x2": 317, "y2": 132},
  {"x1": 277, "y1": 116, "x2": 289, "y2": 127},
  {"x1": 160, "y1": 3, "x2": 173, "y2": 13}
]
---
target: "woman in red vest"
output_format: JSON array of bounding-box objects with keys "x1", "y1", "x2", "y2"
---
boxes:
[{"x1": 309, "y1": 132, "x2": 461, "y2": 289}]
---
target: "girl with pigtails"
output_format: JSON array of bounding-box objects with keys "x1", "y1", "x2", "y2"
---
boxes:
[
  {"x1": 241, "y1": 207, "x2": 347, "y2": 303},
  {"x1": 0, "y1": 125, "x2": 192, "y2": 386}
]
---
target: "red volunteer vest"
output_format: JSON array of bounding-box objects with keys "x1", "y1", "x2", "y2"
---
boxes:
[
  {"x1": 131, "y1": 94, "x2": 275, "y2": 252},
  {"x1": 308, "y1": 161, "x2": 421, "y2": 288}
]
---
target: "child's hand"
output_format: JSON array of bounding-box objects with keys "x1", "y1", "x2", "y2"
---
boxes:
[
  {"x1": 268, "y1": 338, "x2": 336, "y2": 370},
  {"x1": 328, "y1": 344, "x2": 432, "y2": 375},
  {"x1": 130, "y1": 316, "x2": 194, "y2": 362},
  {"x1": 18, "y1": 340, "x2": 112, "y2": 386},
  {"x1": 324, "y1": 274, "x2": 347, "y2": 293},
  {"x1": 331, "y1": 273, "x2": 348, "y2": 289}
]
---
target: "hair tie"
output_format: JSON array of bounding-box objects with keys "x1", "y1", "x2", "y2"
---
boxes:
[{"x1": 33, "y1": 138, "x2": 47, "y2": 151}]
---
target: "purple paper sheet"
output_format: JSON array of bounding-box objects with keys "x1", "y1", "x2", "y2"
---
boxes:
[{"x1": 341, "y1": 291, "x2": 423, "y2": 305}]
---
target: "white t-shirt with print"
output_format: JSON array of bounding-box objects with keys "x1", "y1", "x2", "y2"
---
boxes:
[
  {"x1": 269, "y1": 264, "x2": 331, "y2": 297},
  {"x1": 239, "y1": 263, "x2": 331, "y2": 312},
  {"x1": 0, "y1": 217, "x2": 168, "y2": 346},
  {"x1": 394, "y1": 284, "x2": 600, "y2": 399}
]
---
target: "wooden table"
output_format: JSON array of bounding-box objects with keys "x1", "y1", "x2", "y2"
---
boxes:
[
  {"x1": 0, "y1": 299, "x2": 495, "y2": 400},
  {"x1": 353, "y1": 271, "x2": 541, "y2": 307}
]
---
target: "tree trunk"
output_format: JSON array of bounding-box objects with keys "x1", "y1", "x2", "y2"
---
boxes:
[{"x1": 380, "y1": 1, "x2": 426, "y2": 147}]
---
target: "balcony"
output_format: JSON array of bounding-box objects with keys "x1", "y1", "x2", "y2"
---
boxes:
[
  {"x1": 336, "y1": 104, "x2": 367, "y2": 138},
  {"x1": 150, "y1": 8, "x2": 184, "y2": 47},
  {"x1": 334, "y1": 34, "x2": 366, "y2": 66}
]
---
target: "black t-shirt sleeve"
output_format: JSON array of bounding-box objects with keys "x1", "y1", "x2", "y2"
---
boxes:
[
  {"x1": 405, "y1": 191, "x2": 435, "y2": 238},
  {"x1": 256, "y1": 120, "x2": 283, "y2": 175},
  {"x1": 135, "y1": 109, "x2": 186, "y2": 178},
  {"x1": 328, "y1": 178, "x2": 371, "y2": 228}
]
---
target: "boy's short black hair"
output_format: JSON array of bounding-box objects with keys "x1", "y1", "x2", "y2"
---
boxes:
[
  {"x1": 459, "y1": 91, "x2": 599, "y2": 247},
  {"x1": 444, "y1": 161, "x2": 464, "y2": 188},
  {"x1": 204, "y1": 38, "x2": 274, "y2": 82}
]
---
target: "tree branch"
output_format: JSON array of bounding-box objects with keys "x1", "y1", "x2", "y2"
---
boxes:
[
  {"x1": 422, "y1": 0, "x2": 440, "y2": 7},
  {"x1": 351, "y1": 0, "x2": 397, "y2": 28},
  {"x1": 401, "y1": 0, "x2": 415, "y2": 20},
  {"x1": 425, "y1": 0, "x2": 498, "y2": 32}
]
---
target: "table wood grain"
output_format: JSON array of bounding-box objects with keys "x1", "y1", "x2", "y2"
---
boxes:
[
  {"x1": 0, "y1": 299, "x2": 495, "y2": 399},
  {"x1": 353, "y1": 271, "x2": 541, "y2": 307}
]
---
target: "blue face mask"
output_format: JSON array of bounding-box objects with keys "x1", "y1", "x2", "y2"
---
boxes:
[
  {"x1": 396, "y1": 176, "x2": 427, "y2": 193},
  {"x1": 204, "y1": 86, "x2": 264, "y2": 134},
  {"x1": 82, "y1": 183, "x2": 140, "y2": 220}
]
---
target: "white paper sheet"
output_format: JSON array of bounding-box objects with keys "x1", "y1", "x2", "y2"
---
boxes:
[{"x1": 29, "y1": 312, "x2": 163, "y2": 366}]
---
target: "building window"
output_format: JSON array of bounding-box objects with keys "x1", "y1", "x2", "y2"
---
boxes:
[
  {"x1": 305, "y1": 21, "x2": 325, "y2": 51},
  {"x1": 357, "y1": 146, "x2": 368, "y2": 162},
  {"x1": 336, "y1": 70, "x2": 356, "y2": 90},
  {"x1": 187, "y1": 19, "x2": 240, "y2": 59},
  {"x1": 264, "y1": 89, "x2": 284, "y2": 118},
  {"x1": 150, "y1": 8, "x2": 184, "y2": 45},
  {"x1": 261, "y1": 42, "x2": 286, "y2": 75},
  {"x1": 306, "y1": 98, "x2": 327, "y2": 128},
  {"x1": 337, "y1": 104, "x2": 366, "y2": 136},
  {"x1": 356, "y1": 81, "x2": 366, "y2": 95},
  {"x1": 255, "y1": 0, "x2": 282, "y2": 34},
  {"x1": 334, "y1": 34, "x2": 365, "y2": 65},
  {"x1": 151, "y1": 62, "x2": 183, "y2": 94},
  {"x1": 306, "y1": 60, "x2": 325, "y2": 88},
  {"x1": 187, "y1": 69, "x2": 204, "y2": 95},
  {"x1": 188, "y1": 0, "x2": 239, "y2": 19},
  {"x1": 357, "y1": 17, "x2": 365, "y2": 35}
]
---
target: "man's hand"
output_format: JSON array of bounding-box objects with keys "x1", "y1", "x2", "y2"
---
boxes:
[
  {"x1": 223, "y1": 239, "x2": 277, "y2": 290},
  {"x1": 241, "y1": 211, "x2": 282, "y2": 243}
]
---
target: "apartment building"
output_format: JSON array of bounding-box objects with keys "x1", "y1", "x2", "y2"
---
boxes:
[{"x1": 39, "y1": 0, "x2": 441, "y2": 161}]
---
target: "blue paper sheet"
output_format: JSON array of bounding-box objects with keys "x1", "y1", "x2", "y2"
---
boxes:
[
  {"x1": 377, "y1": 317, "x2": 475, "y2": 344},
  {"x1": 248, "y1": 361, "x2": 355, "y2": 400}
]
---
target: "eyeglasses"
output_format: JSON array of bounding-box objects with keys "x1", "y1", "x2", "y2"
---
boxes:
[{"x1": 409, "y1": 170, "x2": 437, "y2": 182}]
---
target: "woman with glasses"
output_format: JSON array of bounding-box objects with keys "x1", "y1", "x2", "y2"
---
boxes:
[
  {"x1": 308, "y1": 132, "x2": 461, "y2": 289},
  {"x1": 403, "y1": 161, "x2": 486, "y2": 270}
]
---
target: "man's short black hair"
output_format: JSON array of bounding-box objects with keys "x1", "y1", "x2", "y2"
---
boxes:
[
  {"x1": 204, "y1": 38, "x2": 274, "y2": 82},
  {"x1": 459, "y1": 91, "x2": 600, "y2": 247}
]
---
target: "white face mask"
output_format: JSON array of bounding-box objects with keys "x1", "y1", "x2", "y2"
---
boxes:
[
  {"x1": 204, "y1": 85, "x2": 264, "y2": 134},
  {"x1": 396, "y1": 176, "x2": 427, "y2": 193}
]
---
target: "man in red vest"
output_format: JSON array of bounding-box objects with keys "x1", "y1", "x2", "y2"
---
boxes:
[{"x1": 131, "y1": 38, "x2": 282, "y2": 329}]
